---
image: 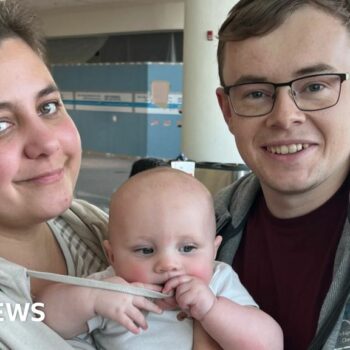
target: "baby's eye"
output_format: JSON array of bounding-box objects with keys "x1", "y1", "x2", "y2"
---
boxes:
[
  {"x1": 39, "y1": 101, "x2": 60, "y2": 116},
  {"x1": 135, "y1": 247, "x2": 154, "y2": 255},
  {"x1": 179, "y1": 245, "x2": 196, "y2": 253}
]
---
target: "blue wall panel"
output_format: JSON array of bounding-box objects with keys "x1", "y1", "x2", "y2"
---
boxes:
[
  {"x1": 146, "y1": 64, "x2": 182, "y2": 158},
  {"x1": 51, "y1": 63, "x2": 182, "y2": 158}
]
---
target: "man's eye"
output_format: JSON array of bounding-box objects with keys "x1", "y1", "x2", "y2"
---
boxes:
[
  {"x1": 180, "y1": 245, "x2": 196, "y2": 253},
  {"x1": 248, "y1": 91, "x2": 265, "y2": 99},
  {"x1": 307, "y1": 83, "x2": 323, "y2": 92},
  {"x1": 242, "y1": 89, "x2": 272, "y2": 101},
  {"x1": 0, "y1": 121, "x2": 12, "y2": 133},
  {"x1": 39, "y1": 101, "x2": 59, "y2": 116}
]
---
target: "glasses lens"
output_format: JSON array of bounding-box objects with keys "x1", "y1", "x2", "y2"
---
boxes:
[
  {"x1": 292, "y1": 74, "x2": 341, "y2": 110},
  {"x1": 229, "y1": 83, "x2": 275, "y2": 117}
]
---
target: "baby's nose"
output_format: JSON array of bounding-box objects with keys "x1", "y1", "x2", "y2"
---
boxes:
[{"x1": 155, "y1": 254, "x2": 181, "y2": 273}]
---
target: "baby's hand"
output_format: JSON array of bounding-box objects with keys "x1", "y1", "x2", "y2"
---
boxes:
[
  {"x1": 91, "y1": 276, "x2": 162, "y2": 334},
  {"x1": 154, "y1": 293, "x2": 178, "y2": 311},
  {"x1": 163, "y1": 275, "x2": 216, "y2": 321}
]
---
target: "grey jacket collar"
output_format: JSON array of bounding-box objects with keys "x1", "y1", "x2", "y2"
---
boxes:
[{"x1": 214, "y1": 173, "x2": 260, "y2": 263}]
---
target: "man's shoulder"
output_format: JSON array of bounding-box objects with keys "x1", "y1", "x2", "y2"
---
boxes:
[{"x1": 214, "y1": 172, "x2": 260, "y2": 228}]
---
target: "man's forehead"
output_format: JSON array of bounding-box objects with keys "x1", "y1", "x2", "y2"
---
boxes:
[{"x1": 221, "y1": 8, "x2": 350, "y2": 84}]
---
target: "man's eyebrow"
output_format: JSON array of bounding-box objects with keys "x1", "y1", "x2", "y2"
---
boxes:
[
  {"x1": 228, "y1": 63, "x2": 337, "y2": 86},
  {"x1": 229, "y1": 75, "x2": 268, "y2": 85},
  {"x1": 294, "y1": 63, "x2": 336, "y2": 76}
]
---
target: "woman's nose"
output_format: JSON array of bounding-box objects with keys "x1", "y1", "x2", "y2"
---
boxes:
[{"x1": 23, "y1": 119, "x2": 60, "y2": 159}]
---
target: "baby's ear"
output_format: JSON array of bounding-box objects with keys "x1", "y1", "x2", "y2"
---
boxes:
[
  {"x1": 214, "y1": 235, "x2": 223, "y2": 254},
  {"x1": 103, "y1": 240, "x2": 115, "y2": 265}
]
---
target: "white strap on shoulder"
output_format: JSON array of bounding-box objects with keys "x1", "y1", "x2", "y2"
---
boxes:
[{"x1": 27, "y1": 270, "x2": 170, "y2": 299}]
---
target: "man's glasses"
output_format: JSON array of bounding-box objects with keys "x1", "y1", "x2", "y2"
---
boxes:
[{"x1": 223, "y1": 73, "x2": 350, "y2": 117}]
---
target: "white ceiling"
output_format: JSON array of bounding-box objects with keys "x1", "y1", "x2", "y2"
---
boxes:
[{"x1": 30, "y1": 0, "x2": 182, "y2": 11}]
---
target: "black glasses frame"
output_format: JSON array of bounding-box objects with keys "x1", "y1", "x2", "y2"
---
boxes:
[{"x1": 222, "y1": 72, "x2": 350, "y2": 117}]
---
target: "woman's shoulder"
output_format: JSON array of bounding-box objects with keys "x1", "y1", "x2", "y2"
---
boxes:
[
  {"x1": 53, "y1": 199, "x2": 109, "y2": 275},
  {"x1": 61, "y1": 199, "x2": 108, "y2": 241},
  {"x1": 66, "y1": 199, "x2": 108, "y2": 228}
]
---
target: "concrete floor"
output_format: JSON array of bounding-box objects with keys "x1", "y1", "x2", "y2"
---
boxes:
[{"x1": 75, "y1": 152, "x2": 137, "y2": 212}]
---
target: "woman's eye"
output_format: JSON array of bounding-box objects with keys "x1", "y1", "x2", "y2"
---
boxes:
[
  {"x1": 39, "y1": 101, "x2": 59, "y2": 116},
  {"x1": 0, "y1": 121, "x2": 12, "y2": 133},
  {"x1": 180, "y1": 245, "x2": 196, "y2": 253}
]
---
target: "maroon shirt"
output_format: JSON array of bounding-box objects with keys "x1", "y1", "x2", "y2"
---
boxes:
[{"x1": 233, "y1": 177, "x2": 350, "y2": 350}]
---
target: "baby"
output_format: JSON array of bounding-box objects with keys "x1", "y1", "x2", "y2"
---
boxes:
[{"x1": 39, "y1": 168, "x2": 282, "y2": 349}]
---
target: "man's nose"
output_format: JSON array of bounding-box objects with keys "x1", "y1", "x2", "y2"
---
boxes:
[{"x1": 266, "y1": 87, "x2": 306, "y2": 129}]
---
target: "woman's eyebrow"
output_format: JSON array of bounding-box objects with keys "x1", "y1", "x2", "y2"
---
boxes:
[
  {"x1": 36, "y1": 84, "x2": 60, "y2": 99},
  {"x1": 0, "y1": 101, "x2": 11, "y2": 110},
  {"x1": 0, "y1": 84, "x2": 60, "y2": 111}
]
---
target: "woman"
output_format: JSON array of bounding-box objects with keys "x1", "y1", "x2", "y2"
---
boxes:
[
  {"x1": 0, "y1": 3, "x2": 240, "y2": 350},
  {"x1": 0, "y1": 1, "x2": 108, "y2": 348}
]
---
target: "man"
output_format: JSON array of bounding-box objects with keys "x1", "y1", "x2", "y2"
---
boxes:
[{"x1": 214, "y1": 1, "x2": 350, "y2": 349}]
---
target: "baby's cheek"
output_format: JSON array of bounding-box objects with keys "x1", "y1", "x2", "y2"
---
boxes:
[
  {"x1": 187, "y1": 265, "x2": 213, "y2": 284},
  {"x1": 122, "y1": 264, "x2": 152, "y2": 284}
]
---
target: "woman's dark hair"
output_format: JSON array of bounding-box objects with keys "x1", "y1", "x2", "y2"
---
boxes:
[{"x1": 0, "y1": 0, "x2": 46, "y2": 61}]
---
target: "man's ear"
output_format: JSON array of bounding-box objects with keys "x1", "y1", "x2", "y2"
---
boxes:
[
  {"x1": 216, "y1": 87, "x2": 233, "y2": 128},
  {"x1": 214, "y1": 235, "x2": 223, "y2": 256},
  {"x1": 103, "y1": 240, "x2": 115, "y2": 265}
]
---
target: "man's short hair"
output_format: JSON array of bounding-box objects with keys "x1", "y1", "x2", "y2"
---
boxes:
[{"x1": 217, "y1": 0, "x2": 350, "y2": 86}]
